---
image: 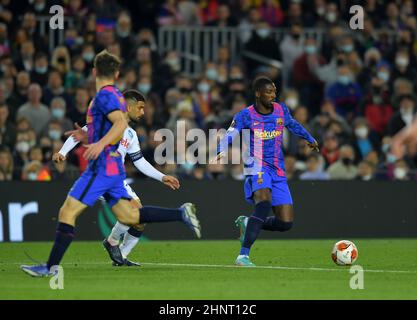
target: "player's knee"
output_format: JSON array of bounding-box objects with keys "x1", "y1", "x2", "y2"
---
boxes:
[
  {"x1": 58, "y1": 204, "x2": 75, "y2": 221},
  {"x1": 118, "y1": 209, "x2": 139, "y2": 226},
  {"x1": 254, "y1": 189, "x2": 272, "y2": 203}
]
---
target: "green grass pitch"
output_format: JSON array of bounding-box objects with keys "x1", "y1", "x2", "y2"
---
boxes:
[{"x1": 0, "y1": 239, "x2": 416, "y2": 299}]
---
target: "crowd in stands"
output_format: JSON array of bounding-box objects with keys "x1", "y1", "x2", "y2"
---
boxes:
[{"x1": 1, "y1": 0, "x2": 417, "y2": 182}]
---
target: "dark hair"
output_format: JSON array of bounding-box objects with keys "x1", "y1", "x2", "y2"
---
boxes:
[
  {"x1": 93, "y1": 50, "x2": 121, "y2": 78},
  {"x1": 123, "y1": 89, "x2": 146, "y2": 103},
  {"x1": 252, "y1": 76, "x2": 274, "y2": 92}
]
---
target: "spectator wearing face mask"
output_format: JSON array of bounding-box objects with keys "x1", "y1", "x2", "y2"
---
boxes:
[
  {"x1": 356, "y1": 160, "x2": 375, "y2": 181},
  {"x1": 292, "y1": 36, "x2": 325, "y2": 114},
  {"x1": 391, "y1": 49, "x2": 417, "y2": 85},
  {"x1": 43, "y1": 120, "x2": 64, "y2": 143},
  {"x1": 327, "y1": 144, "x2": 358, "y2": 180},
  {"x1": 13, "y1": 130, "x2": 31, "y2": 174},
  {"x1": 244, "y1": 21, "x2": 281, "y2": 77},
  {"x1": 21, "y1": 159, "x2": 51, "y2": 181},
  {"x1": 321, "y1": 131, "x2": 340, "y2": 168},
  {"x1": 391, "y1": 159, "x2": 411, "y2": 181},
  {"x1": 30, "y1": 52, "x2": 49, "y2": 87},
  {"x1": 325, "y1": 65, "x2": 363, "y2": 121},
  {"x1": 362, "y1": 72, "x2": 393, "y2": 137},
  {"x1": 388, "y1": 94, "x2": 416, "y2": 135},
  {"x1": 351, "y1": 118, "x2": 380, "y2": 161},
  {"x1": 48, "y1": 97, "x2": 73, "y2": 133}
]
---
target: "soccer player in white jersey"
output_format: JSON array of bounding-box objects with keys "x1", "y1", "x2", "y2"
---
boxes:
[{"x1": 54, "y1": 89, "x2": 201, "y2": 266}]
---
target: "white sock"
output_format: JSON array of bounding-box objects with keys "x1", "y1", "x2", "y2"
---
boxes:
[
  {"x1": 120, "y1": 232, "x2": 140, "y2": 258},
  {"x1": 237, "y1": 254, "x2": 248, "y2": 259},
  {"x1": 107, "y1": 222, "x2": 130, "y2": 246}
]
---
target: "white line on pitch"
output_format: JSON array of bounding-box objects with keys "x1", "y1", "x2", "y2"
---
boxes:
[
  {"x1": 139, "y1": 262, "x2": 417, "y2": 274},
  {"x1": 4, "y1": 261, "x2": 417, "y2": 274}
]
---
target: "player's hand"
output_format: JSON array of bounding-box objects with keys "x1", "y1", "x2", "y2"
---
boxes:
[
  {"x1": 83, "y1": 142, "x2": 105, "y2": 160},
  {"x1": 162, "y1": 175, "x2": 180, "y2": 190},
  {"x1": 52, "y1": 152, "x2": 66, "y2": 163},
  {"x1": 307, "y1": 140, "x2": 320, "y2": 152},
  {"x1": 210, "y1": 151, "x2": 225, "y2": 164},
  {"x1": 65, "y1": 123, "x2": 88, "y2": 144}
]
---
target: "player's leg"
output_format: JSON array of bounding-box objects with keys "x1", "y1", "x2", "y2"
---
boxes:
[
  {"x1": 46, "y1": 196, "x2": 87, "y2": 269},
  {"x1": 107, "y1": 198, "x2": 142, "y2": 246},
  {"x1": 262, "y1": 180, "x2": 294, "y2": 232},
  {"x1": 236, "y1": 173, "x2": 273, "y2": 266},
  {"x1": 21, "y1": 169, "x2": 101, "y2": 277}
]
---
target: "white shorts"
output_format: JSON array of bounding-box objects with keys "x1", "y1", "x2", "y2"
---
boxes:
[{"x1": 123, "y1": 180, "x2": 140, "y2": 201}]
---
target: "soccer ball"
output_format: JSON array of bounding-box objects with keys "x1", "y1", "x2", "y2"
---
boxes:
[{"x1": 331, "y1": 240, "x2": 358, "y2": 266}]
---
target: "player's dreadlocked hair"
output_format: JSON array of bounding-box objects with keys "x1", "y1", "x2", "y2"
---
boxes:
[
  {"x1": 252, "y1": 76, "x2": 274, "y2": 93},
  {"x1": 123, "y1": 89, "x2": 146, "y2": 103},
  {"x1": 94, "y1": 50, "x2": 121, "y2": 79}
]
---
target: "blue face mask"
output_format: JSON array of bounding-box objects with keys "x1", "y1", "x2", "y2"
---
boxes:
[
  {"x1": 256, "y1": 29, "x2": 270, "y2": 39},
  {"x1": 377, "y1": 71, "x2": 389, "y2": 82},
  {"x1": 52, "y1": 108, "x2": 65, "y2": 119},
  {"x1": 138, "y1": 83, "x2": 151, "y2": 94},
  {"x1": 82, "y1": 53, "x2": 94, "y2": 62},
  {"x1": 338, "y1": 75, "x2": 351, "y2": 85},
  {"x1": 206, "y1": 69, "x2": 218, "y2": 81},
  {"x1": 35, "y1": 66, "x2": 47, "y2": 74},
  {"x1": 27, "y1": 172, "x2": 38, "y2": 181},
  {"x1": 342, "y1": 44, "x2": 353, "y2": 53},
  {"x1": 49, "y1": 130, "x2": 62, "y2": 141},
  {"x1": 305, "y1": 45, "x2": 317, "y2": 55},
  {"x1": 198, "y1": 82, "x2": 210, "y2": 93}
]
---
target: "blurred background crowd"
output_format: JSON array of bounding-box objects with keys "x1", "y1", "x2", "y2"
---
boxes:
[{"x1": 1, "y1": 0, "x2": 417, "y2": 182}]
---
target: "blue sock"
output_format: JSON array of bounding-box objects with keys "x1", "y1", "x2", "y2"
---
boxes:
[
  {"x1": 262, "y1": 217, "x2": 293, "y2": 232},
  {"x1": 139, "y1": 206, "x2": 183, "y2": 223},
  {"x1": 241, "y1": 201, "x2": 271, "y2": 256},
  {"x1": 46, "y1": 222, "x2": 75, "y2": 269},
  {"x1": 127, "y1": 227, "x2": 143, "y2": 238}
]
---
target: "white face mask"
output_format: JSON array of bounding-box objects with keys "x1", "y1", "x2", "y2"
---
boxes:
[
  {"x1": 326, "y1": 12, "x2": 337, "y2": 23},
  {"x1": 285, "y1": 97, "x2": 298, "y2": 110},
  {"x1": 396, "y1": 57, "x2": 409, "y2": 67},
  {"x1": 16, "y1": 141, "x2": 30, "y2": 153},
  {"x1": 394, "y1": 167, "x2": 407, "y2": 180},
  {"x1": 355, "y1": 127, "x2": 368, "y2": 139}
]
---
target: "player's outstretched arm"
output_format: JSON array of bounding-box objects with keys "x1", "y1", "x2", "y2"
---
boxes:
[
  {"x1": 55, "y1": 125, "x2": 88, "y2": 162},
  {"x1": 84, "y1": 110, "x2": 127, "y2": 160},
  {"x1": 132, "y1": 156, "x2": 180, "y2": 190},
  {"x1": 283, "y1": 104, "x2": 319, "y2": 152}
]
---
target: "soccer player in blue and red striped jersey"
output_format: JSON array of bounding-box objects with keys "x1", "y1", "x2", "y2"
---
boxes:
[
  {"x1": 216, "y1": 76, "x2": 319, "y2": 266},
  {"x1": 21, "y1": 51, "x2": 199, "y2": 277}
]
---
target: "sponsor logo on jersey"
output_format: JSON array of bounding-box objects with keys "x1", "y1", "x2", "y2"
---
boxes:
[
  {"x1": 120, "y1": 138, "x2": 129, "y2": 148},
  {"x1": 254, "y1": 129, "x2": 282, "y2": 140}
]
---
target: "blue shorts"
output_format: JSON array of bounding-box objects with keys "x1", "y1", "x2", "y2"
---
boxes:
[
  {"x1": 244, "y1": 171, "x2": 293, "y2": 206},
  {"x1": 68, "y1": 169, "x2": 131, "y2": 207}
]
